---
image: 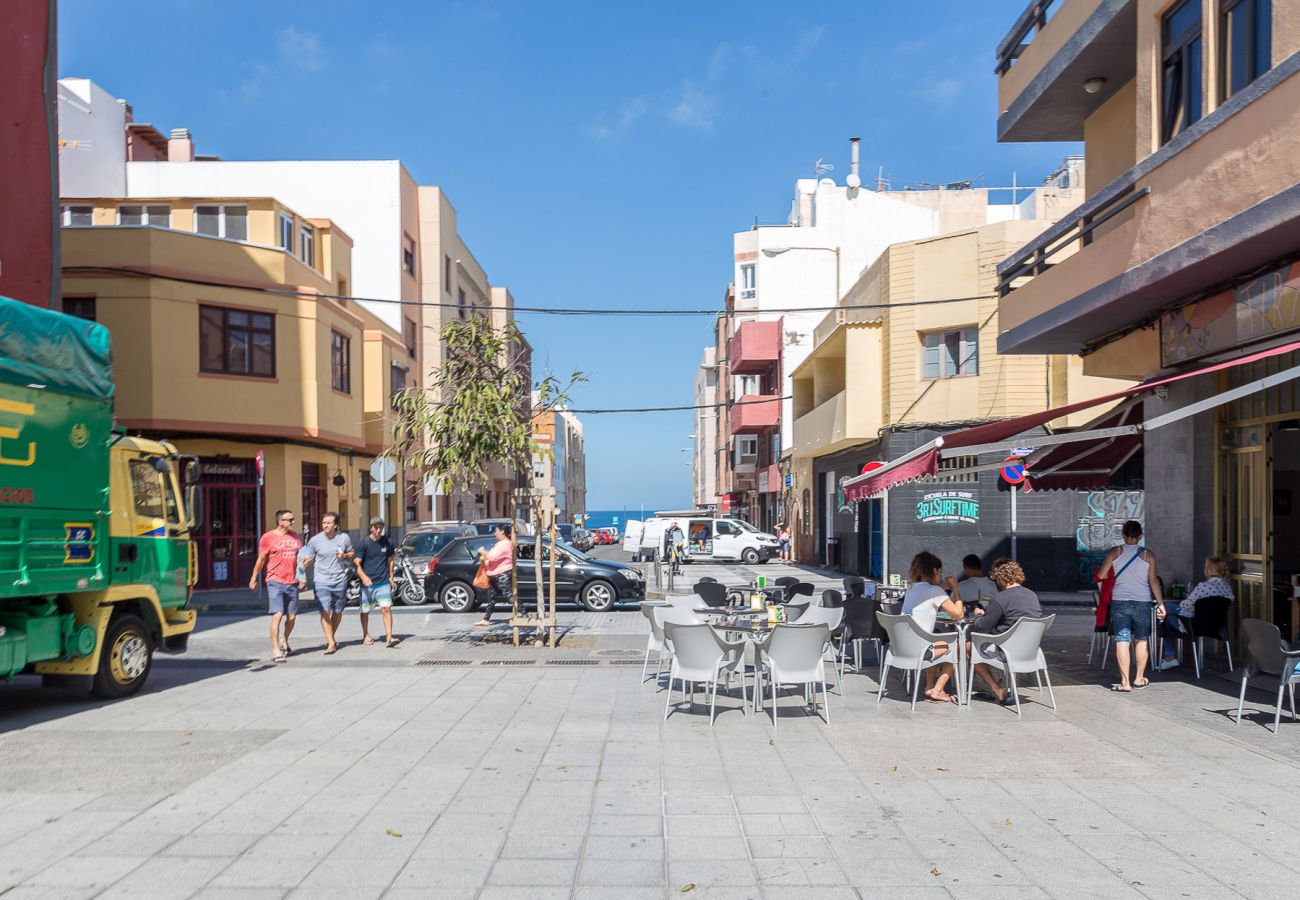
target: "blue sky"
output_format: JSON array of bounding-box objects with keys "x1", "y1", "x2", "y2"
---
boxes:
[{"x1": 60, "y1": 1, "x2": 1077, "y2": 510}]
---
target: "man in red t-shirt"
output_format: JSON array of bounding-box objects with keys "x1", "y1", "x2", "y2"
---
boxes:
[{"x1": 250, "y1": 508, "x2": 303, "y2": 662}]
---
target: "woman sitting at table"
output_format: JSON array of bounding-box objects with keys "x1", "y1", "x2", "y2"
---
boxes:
[
  {"x1": 968, "y1": 559, "x2": 1043, "y2": 704},
  {"x1": 902, "y1": 551, "x2": 964, "y2": 703}
]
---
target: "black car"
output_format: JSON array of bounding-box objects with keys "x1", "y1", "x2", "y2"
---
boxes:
[
  {"x1": 400, "y1": 523, "x2": 477, "y2": 586},
  {"x1": 423, "y1": 535, "x2": 645, "y2": 612}
]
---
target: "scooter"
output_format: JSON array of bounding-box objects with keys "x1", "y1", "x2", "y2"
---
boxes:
[{"x1": 344, "y1": 550, "x2": 427, "y2": 606}]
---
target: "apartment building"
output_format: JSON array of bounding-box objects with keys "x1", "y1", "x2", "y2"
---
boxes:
[
  {"x1": 987, "y1": 0, "x2": 1300, "y2": 628},
  {"x1": 530, "y1": 407, "x2": 587, "y2": 524},
  {"x1": 57, "y1": 77, "x2": 533, "y2": 527},
  {"x1": 707, "y1": 141, "x2": 1086, "y2": 536},
  {"x1": 692, "y1": 345, "x2": 719, "y2": 509},
  {"x1": 791, "y1": 219, "x2": 1130, "y2": 588},
  {"x1": 57, "y1": 191, "x2": 406, "y2": 591}
]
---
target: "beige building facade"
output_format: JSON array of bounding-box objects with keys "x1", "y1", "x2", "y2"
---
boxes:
[{"x1": 992, "y1": 0, "x2": 1300, "y2": 629}]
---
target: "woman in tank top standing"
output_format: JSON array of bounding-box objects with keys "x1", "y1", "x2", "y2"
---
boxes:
[{"x1": 1097, "y1": 520, "x2": 1166, "y2": 692}]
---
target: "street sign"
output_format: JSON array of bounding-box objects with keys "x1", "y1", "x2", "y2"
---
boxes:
[
  {"x1": 373, "y1": 481, "x2": 397, "y2": 495},
  {"x1": 783, "y1": 474, "x2": 793, "y2": 488},
  {"x1": 423, "y1": 476, "x2": 442, "y2": 497},
  {"x1": 370, "y1": 457, "x2": 396, "y2": 483},
  {"x1": 1012, "y1": 446, "x2": 1035, "y2": 457},
  {"x1": 533, "y1": 432, "x2": 553, "y2": 444},
  {"x1": 861, "y1": 461, "x2": 885, "y2": 475},
  {"x1": 255, "y1": 449, "x2": 265, "y2": 486},
  {"x1": 1001, "y1": 457, "x2": 1027, "y2": 485}
]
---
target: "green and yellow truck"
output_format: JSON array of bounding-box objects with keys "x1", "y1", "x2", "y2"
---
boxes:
[{"x1": 0, "y1": 295, "x2": 198, "y2": 697}]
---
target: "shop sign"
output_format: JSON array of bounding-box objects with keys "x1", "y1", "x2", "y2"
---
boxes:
[
  {"x1": 1161, "y1": 261, "x2": 1300, "y2": 366},
  {"x1": 916, "y1": 490, "x2": 980, "y2": 525}
]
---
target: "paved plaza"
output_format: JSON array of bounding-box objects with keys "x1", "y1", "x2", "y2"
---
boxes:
[{"x1": 3, "y1": 596, "x2": 1300, "y2": 899}]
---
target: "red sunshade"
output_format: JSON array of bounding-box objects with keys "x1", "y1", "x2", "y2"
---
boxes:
[
  {"x1": 1024, "y1": 398, "x2": 1143, "y2": 491},
  {"x1": 842, "y1": 338, "x2": 1300, "y2": 500}
]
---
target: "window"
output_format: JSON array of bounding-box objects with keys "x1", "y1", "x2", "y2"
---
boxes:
[
  {"x1": 403, "y1": 235, "x2": 416, "y2": 276},
  {"x1": 278, "y1": 213, "x2": 294, "y2": 252},
  {"x1": 117, "y1": 204, "x2": 170, "y2": 228},
  {"x1": 330, "y1": 331, "x2": 351, "y2": 393},
  {"x1": 716, "y1": 520, "x2": 740, "y2": 536},
  {"x1": 61, "y1": 205, "x2": 93, "y2": 226},
  {"x1": 921, "y1": 327, "x2": 978, "y2": 379},
  {"x1": 458, "y1": 288, "x2": 467, "y2": 320},
  {"x1": 740, "y1": 264, "x2": 757, "y2": 299},
  {"x1": 404, "y1": 318, "x2": 418, "y2": 357},
  {"x1": 1161, "y1": 0, "x2": 1203, "y2": 144},
  {"x1": 199, "y1": 305, "x2": 275, "y2": 377},
  {"x1": 195, "y1": 205, "x2": 248, "y2": 240},
  {"x1": 1222, "y1": 0, "x2": 1271, "y2": 100},
  {"x1": 62, "y1": 297, "x2": 96, "y2": 321},
  {"x1": 735, "y1": 374, "x2": 759, "y2": 396},
  {"x1": 390, "y1": 363, "x2": 407, "y2": 409},
  {"x1": 737, "y1": 436, "x2": 758, "y2": 458},
  {"x1": 444, "y1": 254, "x2": 452, "y2": 293},
  {"x1": 128, "y1": 459, "x2": 165, "y2": 518},
  {"x1": 299, "y1": 225, "x2": 314, "y2": 268}
]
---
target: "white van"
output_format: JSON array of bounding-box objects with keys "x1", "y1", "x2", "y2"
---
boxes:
[{"x1": 625, "y1": 515, "x2": 779, "y2": 564}]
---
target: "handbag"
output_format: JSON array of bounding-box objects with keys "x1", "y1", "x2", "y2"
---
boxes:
[{"x1": 472, "y1": 559, "x2": 489, "y2": 590}]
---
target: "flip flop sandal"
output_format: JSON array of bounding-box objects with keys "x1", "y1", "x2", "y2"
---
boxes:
[
  {"x1": 273, "y1": 654, "x2": 287, "y2": 663},
  {"x1": 1133, "y1": 680, "x2": 1150, "y2": 689},
  {"x1": 386, "y1": 638, "x2": 400, "y2": 648},
  {"x1": 1110, "y1": 684, "x2": 1132, "y2": 692},
  {"x1": 324, "y1": 647, "x2": 337, "y2": 655},
  {"x1": 363, "y1": 636, "x2": 375, "y2": 645}
]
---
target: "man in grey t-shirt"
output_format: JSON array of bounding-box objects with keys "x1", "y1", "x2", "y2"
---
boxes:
[{"x1": 300, "y1": 512, "x2": 353, "y2": 655}]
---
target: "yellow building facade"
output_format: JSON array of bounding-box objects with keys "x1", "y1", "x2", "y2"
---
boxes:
[{"x1": 59, "y1": 197, "x2": 408, "y2": 591}]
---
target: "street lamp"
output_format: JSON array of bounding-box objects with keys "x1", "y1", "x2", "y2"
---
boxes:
[{"x1": 761, "y1": 245, "x2": 842, "y2": 302}]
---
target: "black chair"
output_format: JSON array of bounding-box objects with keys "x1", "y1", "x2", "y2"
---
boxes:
[
  {"x1": 788, "y1": 582, "x2": 815, "y2": 598},
  {"x1": 1159, "y1": 595, "x2": 1234, "y2": 678},
  {"x1": 1236, "y1": 618, "x2": 1300, "y2": 733},
  {"x1": 774, "y1": 576, "x2": 800, "y2": 589},
  {"x1": 842, "y1": 576, "x2": 866, "y2": 599},
  {"x1": 840, "y1": 594, "x2": 879, "y2": 678},
  {"x1": 820, "y1": 588, "x2": 844, "y2": 609},
  {"x1": 698, "y1": 576, "x2": 718, "y2": 584},
  {"x1": 696, "y1": 582, "x2": 729, "y2": 608}
]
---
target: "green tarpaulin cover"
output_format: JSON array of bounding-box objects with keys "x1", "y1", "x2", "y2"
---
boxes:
[{"x1": 0, "y1": 295, "x2": 113, "y2": 403}]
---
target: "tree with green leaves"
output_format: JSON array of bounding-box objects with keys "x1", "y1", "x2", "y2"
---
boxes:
[{"x1": 389, "y1": 312, "x2": 584, "y2": 630}]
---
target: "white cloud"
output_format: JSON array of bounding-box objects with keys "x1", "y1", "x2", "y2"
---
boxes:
[
  {"x1": 918, "y1": 77, "x2": 963, "y2": 109},
  {"x1": 667, "y1": 83, "x2": 718, "y2": 131},
  {"x1": 278, "y1": 26, "x2": 327, "y2": 73},
  {"x1": 588, "y1": 97, "x2": 648, "y2": 141}
]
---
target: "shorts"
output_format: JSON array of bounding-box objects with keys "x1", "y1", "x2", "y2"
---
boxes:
[
  {"x1": 1110, "y1": 600, "x2": 1154, "y2": 643},
  {"x1": 315, "y1": 582, "x2": 348, "y2": 614},
  {"x1": 267, "y1": 581, "x2": 299, "y2": 616},
  {"x1": 360, "y1": 581, "x2": 392, "y2": 613}
]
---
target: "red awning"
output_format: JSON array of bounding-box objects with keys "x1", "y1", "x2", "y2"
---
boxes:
[
  {"x1": 842, "y1": 338, "x2": 1300, "y2": 502},
  {"x1": 1023, "y1": 398, "x2": 1143, "y2": 491}
]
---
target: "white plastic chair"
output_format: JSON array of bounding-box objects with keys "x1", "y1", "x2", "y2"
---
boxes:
[
  {"x1": 662, "y1": 622, "x2": 747, "y2": 726},
  {"x1": 640, "y1": 603, "x2": 667, "y2": 683},
  {"x1": 1235, "y1": 618, "x2": 1300, "y2": 733},
  {"x1": 758, "y1": 623, "x2": 832, "y2": 731},
  {"x1": 965, "y1": 615, "x2": 1057, "y2": 716},
  {"x1": 654, "y1": 606, "x2": 704, "y2": 673},
  {"x1": 875, "y1": 612, "x2": 959, "y2": 712},
  {"x1": 793, "y1": 606, "x2": 844, "y2": 688}
]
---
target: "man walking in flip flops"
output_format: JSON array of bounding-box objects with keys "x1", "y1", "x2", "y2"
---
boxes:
[{"x1": 355, "y1": 516, "x2": 399, "y2": 647}]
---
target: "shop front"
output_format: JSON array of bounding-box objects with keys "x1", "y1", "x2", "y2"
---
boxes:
[{"x1": 192, "y1": 455, "x2": 260, "y2": 591}]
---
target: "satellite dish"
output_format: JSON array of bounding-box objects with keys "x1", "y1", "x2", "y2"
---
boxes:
[{"x1": 846, "y1": 173, "x2": 862, "y2": 189}]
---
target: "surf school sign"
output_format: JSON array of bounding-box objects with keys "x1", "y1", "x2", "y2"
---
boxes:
[{"x1": 916, "y1": 490, "x2": 980, "y2": 525}]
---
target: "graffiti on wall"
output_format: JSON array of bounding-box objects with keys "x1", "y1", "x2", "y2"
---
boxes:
[{"x1": 1076, "y1": 489, "x2": 1145, "y2": 579}]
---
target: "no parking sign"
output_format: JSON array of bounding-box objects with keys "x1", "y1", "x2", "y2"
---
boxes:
[{"x1": 1001, "y1": 457, "x2": 1027, "y2": 485}]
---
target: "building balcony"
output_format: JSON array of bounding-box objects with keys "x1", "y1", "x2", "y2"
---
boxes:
[
  {"x1": 729, "y1": 320, "x2": 781, "y2": 375},
  {"x1": 730, "y1": 394, "x2": 781, "y2": 434},
  {"x1": 997, "y1": 55, "x2": 1300, "y2": 361},
  {"x1": 996, "y1": 0, "x2": 1136, "y2": 141},
  {"x1": 758, "y1": 464, "x2": 781, "y2": 494},
  {"x1": 792, "y1": 390, "x2": 855, "y2": 459}
]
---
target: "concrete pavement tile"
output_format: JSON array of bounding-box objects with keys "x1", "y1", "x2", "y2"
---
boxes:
[
  {"x1": 78, "y1": 829, "x2": 182, "y2": 857},
  {"x1": 751, "y1": 857, "x2": 848, "y2": 885},
  {"x1": 97, "y1": 856, "x2": 229, "y2": 896},
  {"x1": 390, "y1": 857, "x2": 492, "y2": 889},
  {"x1": 836, "y1": 855, "x2": 951, "y2": 886},
  {"x1": 293, "y1": 855, "x2": 407, "y2": 890},
  {"x1": 664, "y1": 815, "x2": 741, "y2": 837},
  {"x1": 244, "y1": 832, "x2": 345, "y2": 860},
  {"x1": 506, "y1": 812, "x2": 592, "y2": 836},
  {"x1": 498, "y1": 833, "x2": 585, "y2": 859},
  {"x1": 666, "y1": 837, "x2": 750, "y2": 861},
  {"x1": 662, "y1": 889, "x2": 762, "y2": 900},
  {"x1": 380, "y1": 889, "x2": 476, "y2": 900},
  {"x1": 733, "y1": 795, "x2": 808, "y2": 815},
  {"x1": 666, "y1": 859, "x2": 758, "y2": 887},
  {"x1": 591, "y1": 792, "x2": 663, "y2": 816},
  {"x1": 587, "y1": 813, "x2": 662, "y2": 836},
  {"x1": 582, "y1": 834, "x2": 663, "y2": 860},
  {"x1": 663, "y1": 796, "x2": 734, "y2": 815},
  {"x1": 737, "y1": 813, "x2": 819, "y2": 835},
  {"x1": 763, "y1": 888, "x2": 859, "y2": 900},
  {"x1": 1132, "y1": 886, "x2": 1246, "y2": 900},
  {"x1": 485, "y1": 857, "x2": 578, "y2": 886},
  {"x1": 853, "y1": 889, "x2": 954, "y2": 900},
  {"x1": 286, "y1": 887, "x2": 385, "y2": 900},
  {"x1": 572, "y1": 887, "x2": 663, "y2": 900},
  {"x1": 161, "y1": 832, "x2": 261, "y2": 858},
  {"x1": 946, "y1": 888, "x2": 1050, "y2": 900},
  {"x1": 575, "y1": 857, "x2": 665, "y2": 886},
  {"x1": 23, "y1": 856, "x2": 147, "y2": 889},
  {"x1": 190, "y1": 889, "x2": 286, "y2": 900},
  {"x1": 0, "y1": 889, "x2": 102, "y2": 900},
  {"x1": 745, "y1": 835, "x2": 833, "y2": 859},
  {"x1": 208, "y1": 854, "x2": 319, "y2": 889},
  {"x1": 477, "y1": 888, "x2": 569, "y2": 900}
]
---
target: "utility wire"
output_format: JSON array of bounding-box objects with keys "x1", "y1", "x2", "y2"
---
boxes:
[
  {"x1": 565, "y1": 395, "x2": 792, "y2": 415},
  {"x1": 64, "y1": 265, "x2": 995, "y2": 317}
]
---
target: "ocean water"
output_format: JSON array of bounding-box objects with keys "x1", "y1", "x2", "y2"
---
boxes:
[{"x1": 581, "y1": 508, "x2": 666, "y2": 530}]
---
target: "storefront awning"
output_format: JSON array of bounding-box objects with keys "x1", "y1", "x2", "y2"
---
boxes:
[
  {"x1": 1022, "y1": 398, "x2": 1143, "y2": 491},
  {"x1": 843, "y1": 338, "x2": 1300, "y2": 502}
]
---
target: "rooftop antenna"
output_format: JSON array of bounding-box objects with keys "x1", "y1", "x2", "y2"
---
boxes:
[{"x1": 813, "y1": 158, "x2": 834, "y2": 178}]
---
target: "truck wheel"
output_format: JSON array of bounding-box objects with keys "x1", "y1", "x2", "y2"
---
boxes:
[
  {"x1": 440, "y1": 581, "x2": 477, "y2": 613},
  {"x1": 92, "y1": 614, "x2": 152, "y2": 699},
  {"x1": 741, "y1": 548, "x2": 760, "y2": 564}
]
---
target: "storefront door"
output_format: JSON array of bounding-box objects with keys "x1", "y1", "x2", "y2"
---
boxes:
[
  {"x1": 1218, "y1": 427, "x2": 1269, "y2": 624},
  {"x1": 194, "y1": 457, "x2": 260, "y2": 590}
]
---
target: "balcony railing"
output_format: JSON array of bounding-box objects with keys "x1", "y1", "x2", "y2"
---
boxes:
[
  {"x1": 996, "y1": 184, "x2": 1149, "y2": 296},
  {"x1": 996, "y1": 0, "x2": 1063, "y2": 75},
  {"x1": 730, "y1": 393, "x2": 782, "y2": 433}
]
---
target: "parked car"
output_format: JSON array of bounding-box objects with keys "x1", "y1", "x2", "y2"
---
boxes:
[
  {"x1": 471, "y1": 518, "x2": 535, "y2": 537},
  {"x1": 399, "y1": 523, "x2": 477, "y2": 604},
  {"x1": 622, "y1": 515, "x2": 778, "y2": 564},
  {"x1": 423, "y1": 535, "x2": 645, "y2": 612},
  {"x1": 571, "y1": 527, "x2": 595, "y2": 552},
  {"x1": 601, "y1": 527, "x2": 620, "y2": 544}
]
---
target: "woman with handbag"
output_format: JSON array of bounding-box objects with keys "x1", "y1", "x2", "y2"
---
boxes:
[
  {"x1": 1096, "y1": 520, "x2": 1166, "y2": 691},
  {"x1": 473, "y1": 523, "x2": 514, "y2": 627}
]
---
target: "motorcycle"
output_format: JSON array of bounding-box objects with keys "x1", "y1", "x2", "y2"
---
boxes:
[{"x1": 344, "y1": 550, "x2": 426, "y2": 606}]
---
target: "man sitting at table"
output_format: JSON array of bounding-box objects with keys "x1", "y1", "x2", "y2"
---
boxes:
[
  {"x1": 967, "y1": 558, "x2": 1043, "y2": 705},
  {"x1": 953, "y1": 555, "x2": 998, "y2": 605}
]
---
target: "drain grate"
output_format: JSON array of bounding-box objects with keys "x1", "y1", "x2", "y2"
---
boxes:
[
  {"x1": 545, "y1": 659, "x2": 599, "y2": 666},
  {"x1": 609, "y1": 658, "x2": 646, "y2": 665},
  {"x1": 481, "y1": 659, "x2": 539, "y2": 666},
  {"x1": 595, "y1": 649, "x2": 642, "y2": 657},
  {"x1": 416, "y1": 659, "x2": 473, "y2": 666}
]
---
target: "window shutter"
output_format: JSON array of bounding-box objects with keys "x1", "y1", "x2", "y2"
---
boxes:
[{"x1": 921, "y1": 333, "x2": 940, "y2": 379}]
